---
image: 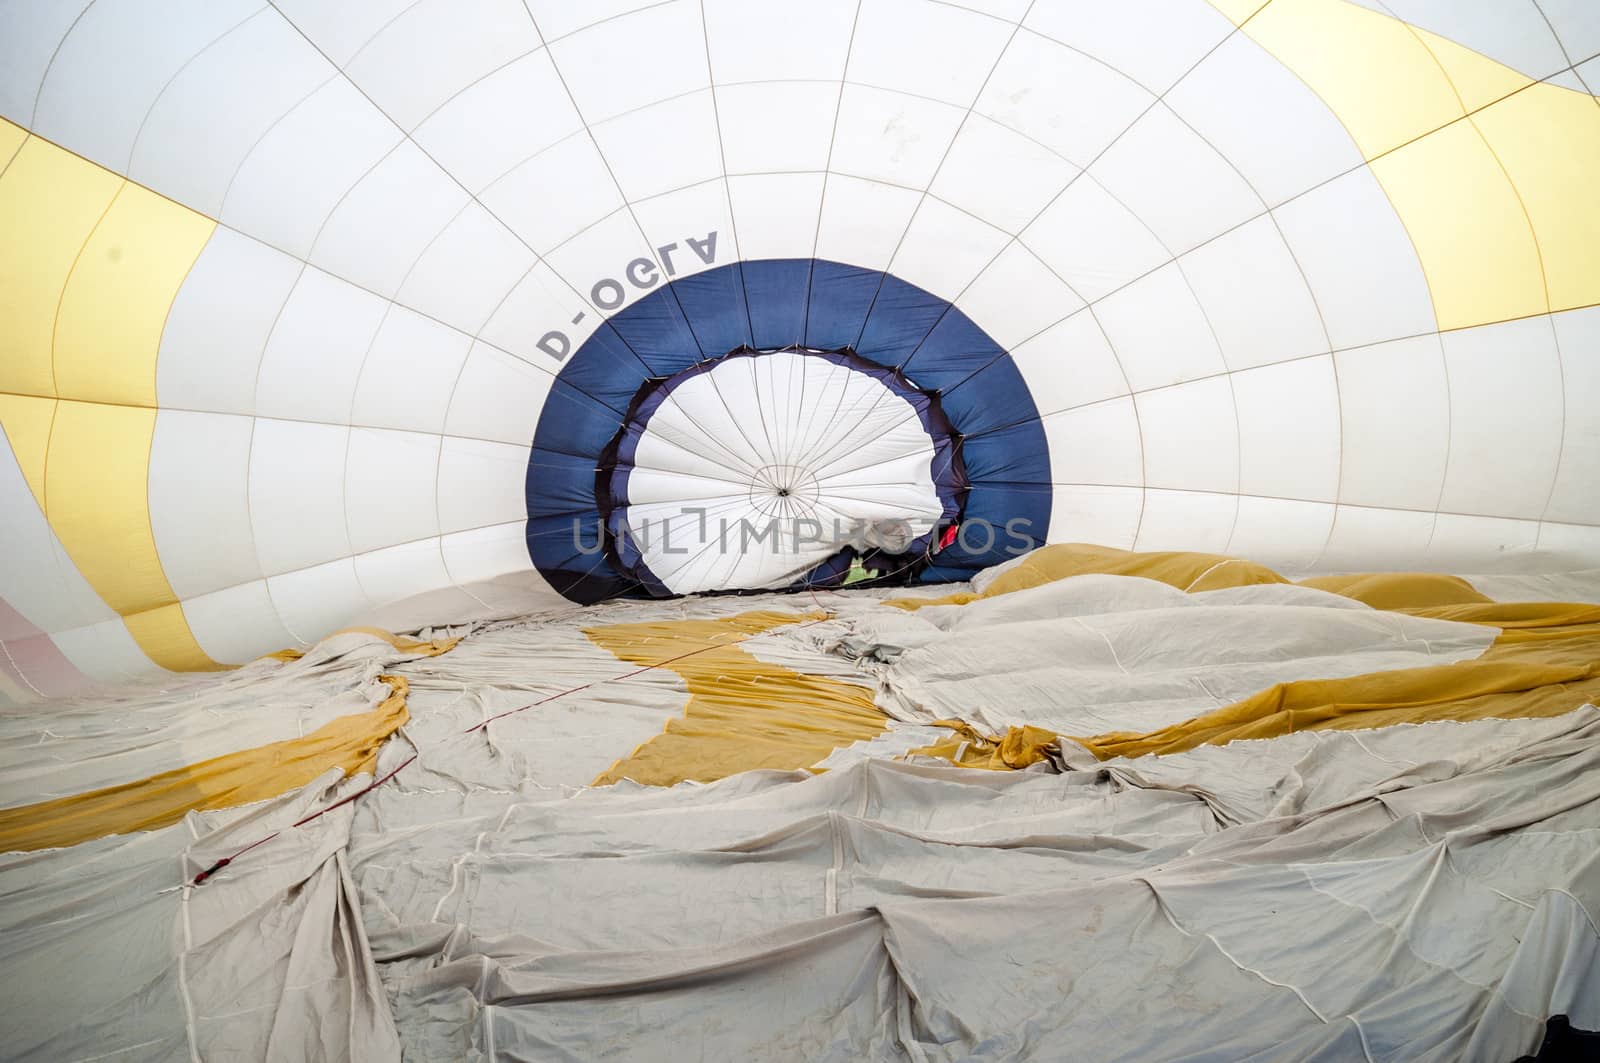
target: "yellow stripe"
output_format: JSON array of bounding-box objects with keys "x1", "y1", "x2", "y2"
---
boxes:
[
  {"x1": 0, "y1": 675, "x2": 412, "y2": 853},
  {"x1": 0, "y1": 117, "x2": 220, "y2": 671},
  {"x1": 1211, "y1": 0, "x2": 1600, "y2": 331},
  {"x1": 586, "y1": 610, "x2": 886, "y2": 787},
  {"x1": 896, "y1": 545, "x2": 1600, "y2": 766}
]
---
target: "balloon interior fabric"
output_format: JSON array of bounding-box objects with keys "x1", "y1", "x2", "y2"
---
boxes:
[{"x1": 2, "y1": 1, "x2": 1600, "y2": 1060}]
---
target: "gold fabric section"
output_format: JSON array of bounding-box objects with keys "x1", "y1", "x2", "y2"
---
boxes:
[
  {"x1": 1211, "y1": 0, "x2": 1600, "y2": 331},
  {"x1": 586, "y1": 610, "x2": 886, "y2": 787},
  {"x1": 893, "y1": 546, "x2": 1600, "y2": 768},
  {"x1": 0, "y1": 117, "x2": 219, "y2": 671},
  {"x1": 0, "y1": 675, "x2": 412, "y2": 854},
  {"x1": 887, "y1": 543, "x2": 1287, "y2": 610},
  {"x1": 1075, "y1": 625, "x2": 1600, "y2": 761}
]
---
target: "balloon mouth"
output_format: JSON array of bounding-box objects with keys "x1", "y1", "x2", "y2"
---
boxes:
[{"x1": 596, "y1": 344, "x2": 969, "y2": 597}]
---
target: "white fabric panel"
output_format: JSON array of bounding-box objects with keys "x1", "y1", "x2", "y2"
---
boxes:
[
  {"x1": 353, "y1": 539, "x2": 455, "y2": 617},
  {"x1": 954, "y1": 242, "x2": 1083, "y2": 350},
  {"x1": 1134, "y1": 489, "x2": 1238, "y2": 553},
  {"x1": 1320, "y1": 505, "x2": 1438, "y2": 571},
  {"x1": 590, "y1": 92, "x2": 723, "y2": 202},
  {"x1": 1538, "y1": 522, "x2": 1600, "y2": 569},
  {"x1": 888, "y1": 198, "x2": 1010, "y2": 302},
  {"x1": 976, "y1": 29, "x2": 1152, "y2": 168},
  {"x1": 1166, "y1": 31, "x2": 1365, "y2": 207},
  {"x1": 344, "y1": 428, "x2": 442, "y2": 554},
  {"x1": 342, "y1": 0, "x2": 539, "y2": 131},
  {"x1": 715, "y1": 82, "x2": 839, "y2": 175},
  {"x1": 523, "y1": 0, "x2": 662, "y2": 42},
  {"x1": 351, "y1": 309, "x2": 474, "y2": 435},
  {"x1": 1542, "y1": 0, "x2": 1600, "y2": 65},
  {"x1": 702, "y1": 0, "x2": 856, "y2": 83},
  {"x1": 182, "y1": 579, "x2": 299, "y2": 661},
  {"x1": 221, "y1": 77, "x2": 403, "y2": 258},
  {"x1": 412, "y1": 51, "x2": 581, "y2": 194},
  {"x1": 439, "y1": 521, "x2": 545, "y2": 592},
  {"x1": 813, "y1": 175, "x2": 923, "y2": 270},
  {"x1": 728, "y1": 173, "x2": 825, "y2": 260},
  {"x1": 0, "y1": 0, "x2": 90, "y2": 126},
  {"x1": 627, "y1": 181, "x2": 737, "y2": 282},
  {"x1": 1024, "y1": 0, "x2": 1234, "y2": 95},
  {"x1": 1334, "y1": 334, "x2": 1450, "y2": 511},
  {"x1": 30, "y1": 0, "x2": 258, "y2": 172},
  {"x1": 266, "y1": 558, "x2": 372, "y2": 644},
  {"x1": 930, "y1": 114, "x2": 1078, "y2": 232},
  {"x1": 1135, "y1": 376, "x2": 1239, "y2": 494},
  {"x1": 1009, "y1": 312, "x2": 1129, "y2": 417},
  {"x1": 542, "y1": 210, "x2": 662, "y2": 317},
  {"x1": 436, "y1": 437, "x2": 529, "y2": 534},
  {"x1": 149, "y1": 410, "x2": 259, "y2": 599},
  {"x1": 129, "y1": 12, "x2": 332, "y2": 217},
  {"x1": 1424, "y1": 514, "x2": 1542, "y2": 571},
  {"x1": 1228, "y1": 496, "x2": 1335, "y2": 571},
  {"x1": 1179, "y1": 215, "x2": 1328, "y2": 371},
  {"x1": 1040, "y1": 397, "x2": 1143, "y2": 487},
  {"x1": 1378, "y1": 0, "x2": 1569, "y2": 83},
  {"x1": 1045, "y1": 484, "x2": 1143, "y2": 548},
  {"x1": 1231, "y1": 357, "x2": 1340, "y2": 503},
  {"x1": 477, "y1": 262, "x2": 600, "y2": 365},
  {"x1": 830, "y1": 85, "x2": 965, "y2": 189},
  {"x1": 1547, "y1": 306, "x2": 1600, "y2": 525},
  {"x1": 1090, "y1": 105, "x2": 1261, "y2": 255},
  {"x1": 310, "y1": 143, "x2": 469, "y2": 297},
  {"x1": 394, "y1": 204, "x2": 536, "y2": 335},
  {"x1": 1020, "y1": 176, "x2": 1169, "y2": 302},
  {"x1": 51, "y1": 617, "x2": 164, "y2": 682},
  {"x1": 544, "y1": 0, "x2": 707, "y2": 124},
  {"x1": 1272, "y1": 168, "x2": 1437, "y2": 351},
  {"x1": 1094, "y1": 263, "x2": 1225, "y2": 391},
  {"x1": 0, "y1": 429, "x2": 116, "y2": 633},
  {"x1": 442, "y1": 342, "x2": 556, "y2": 446},
  {"x1": 158, "y1": 228, "x2": 302, "y2": 416},
  {"x1": 848, "y1": 0, "x2": 1015, "y2": 106},
  {"x1": 249, "y1": 419, "x2": 353, "y2": 576},
  {"x1": 272, "y1": 0, "x2": 417, "y2": 66},
  {"x1": 254, "y1": 268, "x2": 389, "y2": 424},
  {"x1": 1440, "y1": 316, "x2": 1564, "y2": 521}
]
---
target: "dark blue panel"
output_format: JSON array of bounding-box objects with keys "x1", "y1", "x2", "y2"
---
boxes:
[
  {"x1": 526, "y1": 257, "x2": 1053, "y2": 603},
  {"x1": 803, "y1": 261, "x2": 879, "y2": 350},
  {"x1": 743, "y1": 259, "x2": 811, "y2": 349},
  {"x1": 673, "y1": 263, "x2": 752, "y2": 355},
  {"x1": 607, "y1": 286, "x2": 704, "y2": 376},
  {"x1": 855, "y1": 274, "x2": 949, "y2": 367}
]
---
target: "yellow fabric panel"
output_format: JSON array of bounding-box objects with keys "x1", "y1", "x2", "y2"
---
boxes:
[
  {"x1": 0, "y1": 393, "x2": 55, "y2": 501},
  {"x1": 888, "y1": 543, "x2": 1287, "y2": 610},
  {"x1": 1296, "y1": 572, "x2": 1491, "y2": 610},
  {"x1": 1212, "y1": 0, "x2": 1600, "y2": 331},
  {"x1": 43, "y1": 401, "x2": 169, "y2": 616},
  {"x1": 1074, "y1": 630, "x2": 1600, "y2": 761},
  {"x1": 1235, "y1": 0, "x2": 1466, "y2": 158},
  {"x1": 1368, "y1": 118, "x2": 1547, "y2": 331},
  {"x1": 0, "y1": 675, "x2": 412, "y2": 853},
  {"x1": 1472, "y1": 85, "x2": 1600, "y2": 317},
  {"x1": 586, "y1": 610, "x2": 886, "y2": 787},
  {"x1": 0, "y1": 132, "x2": 121, "y2": 399},
  {"x1": 0, "y1": 120, "x2": 220, "y2": 672},
  {"x1": 53, "y1": 182, "x2": 214, "y2": 406},
  {"x1": 123, "y1": 603, "x2": 228, "y2": 673},
  {"x1": 908, "y1": 722, "x2": 1058, "y2": 772},
  {"x1": 1407, "y1": 23, "x2": 1534, "y2": 115}
]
